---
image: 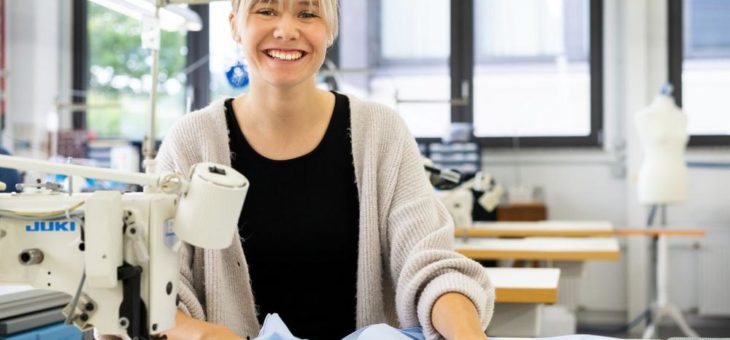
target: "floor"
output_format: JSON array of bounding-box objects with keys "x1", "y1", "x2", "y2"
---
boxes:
[{"x1": 577, "y1": 316, "x2": 730, "y2": 339}]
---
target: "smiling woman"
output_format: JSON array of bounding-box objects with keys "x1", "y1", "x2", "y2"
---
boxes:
[{"x1": 149, "y1": 0, "x2": 496, "y2": 339}]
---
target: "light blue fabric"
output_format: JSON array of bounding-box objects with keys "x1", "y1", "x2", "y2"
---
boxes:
[
  {"x1": 254, "y1": 314, "x2": 299, "y2": 340},
  {"x1": 253, "y1": 314, "x2": 624, "y2": 340},
  {"x1": 539, "y1": 336, "x2": 622, "y2": 340},
  {"x1": 491, "y1": 336, "x2": 622, "y2": 340},
  {"x1": 342, "y1": 324, "x2": 424, "y2": 340},
  {"x1": 399, "y1": 327, "x2": 426, "y2": 340},
  {"x1": 254, "y1": 314, "x2": 426, "y2": 340}
]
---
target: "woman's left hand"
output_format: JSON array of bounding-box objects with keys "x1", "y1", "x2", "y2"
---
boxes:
[{"x1": 432, "y1": 293, "x2": 487, "y2": 340}]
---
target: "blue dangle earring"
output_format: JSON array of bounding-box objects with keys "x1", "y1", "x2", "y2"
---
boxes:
[{"x1": 226, "y1": 46, "x2": 249, "y2": 89}]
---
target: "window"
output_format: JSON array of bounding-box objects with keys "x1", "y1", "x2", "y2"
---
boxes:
[
  {"x1": 338, "y1": 0, "x2": 451, "y2": 138},
  {"x1": 472, "y1": 0, "x2": 602, "y2": 146},
  {"x1": 474, "y1": 0, "x2": 592, "y2": 138},
  {"x1": 338, "y1": 0, "x2": 602, "y2": 146},
  {"x1": 669, "y1": 0, "x2": 730, "y2": 145},
  {"x1": 85, "y1": 1, "x2": 188, "y2": 140}
]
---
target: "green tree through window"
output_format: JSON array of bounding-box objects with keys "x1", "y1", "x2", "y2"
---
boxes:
[{"x1": 87, "y1": 1, "x2": 187, "y2": 139}]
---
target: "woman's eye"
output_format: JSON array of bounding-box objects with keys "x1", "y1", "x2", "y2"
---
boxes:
[
  {"x1": 256, "y1": 8, "x2": 276, "y2": 16},
  {"x1": 299, "y1": 11, "x2": 319, "y2": 19}
]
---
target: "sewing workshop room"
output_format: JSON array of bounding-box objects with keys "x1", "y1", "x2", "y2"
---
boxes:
[{"x1": 1, "y1": 0, "x2": 730, "y2": 339}]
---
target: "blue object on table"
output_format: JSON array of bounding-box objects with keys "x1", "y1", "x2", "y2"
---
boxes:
[{"x1": 0, "y1": 322, "x2": 83, "y2": 340}]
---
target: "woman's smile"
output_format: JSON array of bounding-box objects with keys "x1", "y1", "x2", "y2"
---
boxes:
[{"x1": 264, "y1": 49, "x2": 307, "y2": 61}]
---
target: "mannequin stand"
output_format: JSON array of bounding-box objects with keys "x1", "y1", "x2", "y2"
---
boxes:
[{"x1": 642, "y1": 204, "x2": 699, "y2": 339}]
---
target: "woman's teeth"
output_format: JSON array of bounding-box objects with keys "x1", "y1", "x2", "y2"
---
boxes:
[{"x1": 267, "y1": 50, "x2": 304, "y2": 61}]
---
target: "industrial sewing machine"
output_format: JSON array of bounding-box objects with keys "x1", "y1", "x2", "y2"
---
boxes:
[
  {"x1": 0, "y1": 155, "x2": 248, "y2": 339},
  {"x1": 425, "y1": 159, "x2": 504, "y2": 228},
  {"x1": 438, "y1": 172, "x2": 504, "y2": 228}
]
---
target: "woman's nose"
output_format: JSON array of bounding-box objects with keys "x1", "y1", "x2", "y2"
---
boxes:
[{"x1": 273, "y1": 14, "x2": 300, "y2": 41}]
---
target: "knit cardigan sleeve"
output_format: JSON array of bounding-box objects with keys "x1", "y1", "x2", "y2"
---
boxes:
[
  {"x1": 155, "y1": 117, "x2": 208, "y2": 321},
  {"x1": 384, "y1": 115, "x2": 495, "y2": 339}
]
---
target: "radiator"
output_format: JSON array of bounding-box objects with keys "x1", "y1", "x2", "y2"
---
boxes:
[
  {"x1": 558, "y1": 275, "x2": 581, "y2": 310},
  {"x1": 698, "y1": 242, "x2": 730, "y2": 316}
]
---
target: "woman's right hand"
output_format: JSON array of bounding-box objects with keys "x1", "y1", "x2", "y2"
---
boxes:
[{"x1": 162, "y1": 310, "x2": 242, "y2": 340}]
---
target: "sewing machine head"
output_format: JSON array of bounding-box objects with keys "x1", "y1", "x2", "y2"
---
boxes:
[{"x1": 0, "y1": 156, "x2": 248, "y2": 339}]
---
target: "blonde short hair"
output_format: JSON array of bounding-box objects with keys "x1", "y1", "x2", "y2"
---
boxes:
[{"x1": 231, "y1": 0, "x2": 339, "y2": 44}]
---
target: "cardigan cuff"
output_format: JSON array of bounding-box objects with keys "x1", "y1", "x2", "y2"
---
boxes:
[
  {"x1": 416, "y1": 272, "x2": 494, "y2": 340},
  {"x1": 176, "y1": 283, "x2": 206, "y2": 320}
]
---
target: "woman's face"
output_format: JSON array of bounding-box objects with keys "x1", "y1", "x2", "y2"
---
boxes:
[{"x1": 232, "y1": 1, "x2": 329, "y2": 89}]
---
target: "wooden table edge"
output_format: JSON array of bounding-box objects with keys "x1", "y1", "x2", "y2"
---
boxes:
[
  {"x1": 495, "y1": 287, "x2": 558, "y2": 304},
  {"x1": 457, "y1": 249, "x2": 621, "y2": 261}
]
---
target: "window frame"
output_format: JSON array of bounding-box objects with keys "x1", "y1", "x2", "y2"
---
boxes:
[
  {"x1": 668, "y1": 0, "x2": 730, "y2": 147},
  {"x1": 72, "y1": 0, "x2": 88, "y2": 130},
  {"x1": 471, "y1": 0, "x2": 604, "y2": 148},
  {"x1": 0, "y1": 0, "x2": 6, "y2": 132},
  {"x1": 75, "y1": 1, "x2": 607, "y2": 148},
  {"x1": 187, "y1": 4, "x2": 211, "y2": 112},
  {"x1": 375, "y1": 0, "x2": 604, "y2": 148}
]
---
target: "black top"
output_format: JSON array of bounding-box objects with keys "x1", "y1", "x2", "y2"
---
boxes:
[{"x1": 224, "y1": 93, "x2": 360, "y2": 340}]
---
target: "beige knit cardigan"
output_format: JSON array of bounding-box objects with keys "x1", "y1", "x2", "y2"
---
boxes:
[{"x1": 154, "y1": 94, "x2": 495, "y2": 340}]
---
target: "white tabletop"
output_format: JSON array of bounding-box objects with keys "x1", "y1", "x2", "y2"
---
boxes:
[
  {"x1": 474, "y1": 220, "x2": 613, "y2": 231},
  {"x1": 455, "y1": 237, "x2": 620, "y2": 261},
  {"x1": 485, "y1": 267, "x2": 560, "y2": 290},
  {"x1": 485, "y1": 267, "x2": 561, "y2": 304}
]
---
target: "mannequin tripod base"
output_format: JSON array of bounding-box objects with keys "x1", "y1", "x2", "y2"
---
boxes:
[{"x1": 642, "y1": 302, "x2": 699, "y2": 339}]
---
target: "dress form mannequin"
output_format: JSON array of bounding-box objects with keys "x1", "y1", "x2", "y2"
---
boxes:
[
  {"x1": 635, "y1": 88, "x2": 689, "y2": 205},
  {"x1": 636, "y1": 85, "x2": 698, "y2": 339}
]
